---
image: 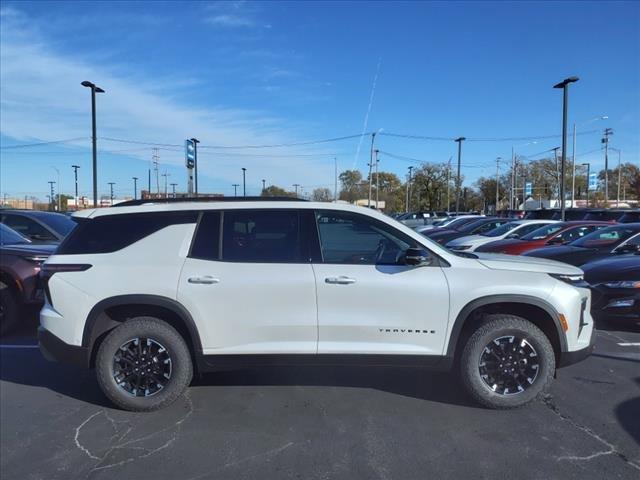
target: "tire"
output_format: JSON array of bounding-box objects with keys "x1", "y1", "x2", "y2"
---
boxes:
[
  {"x1": 0, "y1": 281, "x2": 20, "y2": 336},
  {"x1": 459, "y1": 314, "x2": 555, "y2": 409},
  {"x1": 96, "y1": 317, "x2": 193, "y2": 412}
]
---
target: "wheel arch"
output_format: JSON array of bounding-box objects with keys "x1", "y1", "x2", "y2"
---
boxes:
[
  {"x1": 446, "y1": 295, "x2": 567, "y2": 363},
  {"x1": 83, "y1": 294, "x2": 203, "y2": 368}
]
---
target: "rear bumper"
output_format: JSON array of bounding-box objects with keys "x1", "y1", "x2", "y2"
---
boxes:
[
  {"x1": 38, "y1": 326, "x2": 89, "y2": 368},
  {"x1": 558, "y1": 327, "x2": 596, "y2": 368}
]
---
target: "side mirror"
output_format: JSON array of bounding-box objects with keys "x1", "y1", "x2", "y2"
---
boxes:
[{"x1": 405, "y1": 247, "x2": 432, "y2": 266}]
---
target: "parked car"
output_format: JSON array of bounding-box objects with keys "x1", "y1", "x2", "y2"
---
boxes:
[
  {"x1": 582, "y1": 209, "x2": 624, "y2": 223},
  {"x1": 617, "y1": 210, "x2": 640, "y2": 223},
  {"x1": 523, "y1": 209, "x2": 559, "y2": 220},
  {"x1": 0, "y1": 224, "x2": 56, "y2": 334},
  {"x1": 582, "y1": 255, "x2": 640, "y2": 324},
  {"x1": 39, "y1": 200, "x2": 595, "y2": 411},
  {"x1": 423, "y1": 217, "x2": 510, "y2": 245},
  {"x1": 475, "y1": 221, "x2": 609, "y2": 255},
  {"x1": 399, "y1": 211, "x2": 445, "y2": 228},
  {"x1": 0, "y1": 210, "x2": 76, "y2": 243},
  {"x1": 446, "y1": 220, "x2": 558, "y2": 252},
  {"x1": 523, "y1": 223, "x2": 640, "y2": 266},
  {"x1": 415, "y1": 214, "x2": 483, "y2": 233},
  {"x1": 496, "y1": 210, "x2": 526, "y2": 219}
]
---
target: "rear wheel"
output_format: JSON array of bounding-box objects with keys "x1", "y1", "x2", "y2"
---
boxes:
[
  {"x1": 460, "y1": 314, "x2": 555, "y2": 409},
  {"x1": 96, "y1": 317, "x2": 193, "y2": 411},
  {"x1": 0, "y1": 281, "x2": 20, "y2": 336}
]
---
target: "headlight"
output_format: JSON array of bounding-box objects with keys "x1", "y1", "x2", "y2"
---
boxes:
[
  {"x1": 549, "y1": 273, "x2": 588, "y2": 287},
  {"x1": 449, "y1": 245, "x2": 471, "y2": 251},
  {"x1": 602, "y1": 280, "x2": 640, "y2": 289}
]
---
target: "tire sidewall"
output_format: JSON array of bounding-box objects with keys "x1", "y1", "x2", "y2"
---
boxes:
[{"x1": 96, "y1": 317, "x2": 192, "y2": 411}]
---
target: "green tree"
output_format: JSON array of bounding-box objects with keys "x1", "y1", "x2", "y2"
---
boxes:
[
  {"x1": 261, "y1": 185, "x2": 296, "y2": 197},
  {"x1": 311, "y1": 187, "x2": 333, "y2": 202},
  {"x1": 338, "y1": 170, "x2": 364, "y2": 203}
]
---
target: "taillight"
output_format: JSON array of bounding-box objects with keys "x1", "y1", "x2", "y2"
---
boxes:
[{"x1": 40, "y1": 264, "x2": 92, "y2": 305}]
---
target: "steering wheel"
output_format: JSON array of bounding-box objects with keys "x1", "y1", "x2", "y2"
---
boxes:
[{"x1": 374, "y1": 239, "x2": 387, "y2": 264}]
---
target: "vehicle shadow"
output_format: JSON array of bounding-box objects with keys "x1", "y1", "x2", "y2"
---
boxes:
[
  {"x1": 615, "y1": 378, "x2": 640, "y2": 446},
  {"x1": 194, "y1": 364, "x2": 477, "y2": 408},
  {"x1": 0, "y1": 344, "x2": 476, "y2": 409},
  {"x1": 594, "y1": 319, "x2": 640, "y2": 334}
]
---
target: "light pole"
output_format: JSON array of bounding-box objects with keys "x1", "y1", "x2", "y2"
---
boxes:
[
  {"x1": 293, "y1": 183, "x2": 300, "y2": 198},
  {"x1": 374, "y1": 149, "x2": 380, "y2": 209},
  {"x1": 51, "y1": 166, "x2": 61, "y2": 211},
  {"x1": 232, "y1": 184, "x2": 239, "y2": 197},
  {"x1": 81, "y1": 81, "x2": 105, "y2": 208},
  {"x1": 71, "y1": 165, "x2": 80, "y2": 210},
  {"x1": 553, "y1": 76, "x2": 579, "y2": 221},
  {"x1": 132, "y1": 177, "x2": 138, "y2": 200},
  {"x1": 161, "y1": 173, "x2": 169, "y2": 198},
  {"x1": 108, "y1": 182, "x2": 115, "y2": 206},
  {"x1": 495, "y1": 157, "x2": 501, "y2": 213},
  {"x1": 241, "y1": 168, "x2": 247, "y2": 197},
  {"x1": 454, "y1": 137, "x2": 465, "y2": 215},
  {"x1": 261, "y1": 179, "x2": 266, "y2": 192},
  {"x1": 190, "y1": 138, "x2": 200, "y2": 197},
  {"x1": 581, "y1": 163, "x2": 590, "y2": 205},
  {"x1": 571, "y1": 115, "x2": 607, "y2": 207},
  {"x1": 170, "y1": 182, "x2": 178, "y2": 198},
  {"x1": 602, "y1": 128, "x2": 613, "y2": 204},
  {"x1": 406, "y1": 166, "x2": 413, "y2": 213},
  {"x1": 367, "y1": 130, "x2": 381, "y2": 207},
  {"x1": 48, "y1": 181, "x2": 56, "y2": 211}
]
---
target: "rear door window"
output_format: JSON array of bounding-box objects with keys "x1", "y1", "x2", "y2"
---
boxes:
[{"x1": 1, "y1": 214, "x2": 57, "y2": 241}]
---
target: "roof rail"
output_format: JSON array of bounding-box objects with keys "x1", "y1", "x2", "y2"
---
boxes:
[{"x1": 114, "y1": 196, "x2": 307, "y2": 207}]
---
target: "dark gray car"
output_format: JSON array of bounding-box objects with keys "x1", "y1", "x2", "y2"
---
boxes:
[{"x1": 0, "y1": 210, "x2": 76, "y2": 243}]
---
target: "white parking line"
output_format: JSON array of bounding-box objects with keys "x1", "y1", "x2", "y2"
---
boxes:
[
  {"x1": 617, "y1": 343, "x2": 640, "y2": 347},
  {"x1": 0, "y1": 344, "x2": 39, "y2": 349}
]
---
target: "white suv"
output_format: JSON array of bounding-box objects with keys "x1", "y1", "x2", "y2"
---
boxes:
[{"x1": 39, "y1": 199, "x2": 595, "y2": 411}]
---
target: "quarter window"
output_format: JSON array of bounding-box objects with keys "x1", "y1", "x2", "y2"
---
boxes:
[{"x1": 315, "y1": 210, "x2": 415, "y2": 265}]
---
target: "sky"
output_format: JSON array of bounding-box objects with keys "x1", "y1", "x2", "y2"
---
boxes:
[{"x1": 1, "y1": 0, "x2": 639, "y2": 200}]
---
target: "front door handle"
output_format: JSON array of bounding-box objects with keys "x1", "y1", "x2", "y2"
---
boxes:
[
  {"x1": 187, "y1": 275, "x2": 220, "y2": 285},
  {"x1": 325, "y1": 276, "x2": 356, "y2": 285}
]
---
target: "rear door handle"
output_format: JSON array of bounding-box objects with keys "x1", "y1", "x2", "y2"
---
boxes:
[
  {"x1": 325, "y1": 276, "x2": 356, "y2": 285},
  {"x1": 187, "y1": 275, "x2": 220, "y2": 285}
]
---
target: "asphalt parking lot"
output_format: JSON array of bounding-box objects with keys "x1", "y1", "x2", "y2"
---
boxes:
[{"x1": 1, "y1": 315, "x2": 639, "y2": 480}]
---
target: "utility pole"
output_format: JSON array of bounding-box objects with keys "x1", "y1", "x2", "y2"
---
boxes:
[
  {"x1": 582, "y1": 163, "x2": 591, "y2": 205},
  {"x1": 170, "y1": 183, "x2": 177, "y2": 198},
  {"x1": 406, "y1": 166, "x2": 413, "y2": 213},
  {"x1": 190, "y1": 138, "x2": 200, "y2": 197},
  {"x1": 71, "y1": 165, "x2": 80, "y2": 210},
  {"x1": 242, "y1": 168, "x2": 247, "y2": 197},
  {"x1": 132, "y1": 177, "x2": 138, "y2": 200},
  {"x1": 261, "y1": 179, "x2": 266, "y2": 192},
  {"x1": 374, "y1": 149, "x2": 380, "y2": 209},
  {"x1": 495, "y1": 157, "x2": 501, "y2": 214},
  {"x1": 81, "y1": 81, "x2": 105, "y2": 208},
  {"x1": 152, "y1": 148, "x2": 160, "y2": 194},
  {"x1": 454, "y1": 137, "x2": 465, "y2": 215},
  {"x1": 602, "y1": 128, "x2": 613, "y2": 204},
  {"x1": 552, "y1": 147, "x2": 561, "y2": 205},
  {"x1": 510, "y1": 147, "x2": 515, "y2": 209},
  {"x1": 293, "y1": 183, "x2": 300, "y2": 197},
  {"x1": 48, "y1": 181, "x2": 56, "y2": 211},
  {"x1": 147, "y1": 169, "x2": 151, "y2": 197},
  {"x1": 553, "y1": 76, "x2": 579, "y2": 220},
  {"x1": 232, "y1": 184, "x2": 239, "y2": 197},
  {"x1": 108, "y1": 182, "x2": 115, "y2": 206},
  {"x1": 368, "y1": 132, "x2": 377, "y2": 207}
]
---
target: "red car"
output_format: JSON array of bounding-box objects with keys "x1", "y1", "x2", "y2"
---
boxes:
[{"x1": 475, "y1": 221, "x2": 610, "y2": 255}]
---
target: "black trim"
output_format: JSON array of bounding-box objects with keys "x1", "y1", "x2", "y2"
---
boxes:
[
  {"x1": 39, "y1": 326, "x2": 90, "y2": 367},
  {"x1": 82, "y1": 294, "x2": 203, "y2": 354},
  {"x1": 558, "y1": 327, "x2": 596, "y2": 368},
  {"x1": 116, "y1": 196, "x2": 307, "y2": 207},
  {"x1": 445, "y1": 294, "x2": 568, "y2": 359},
  {"x1": 197, "y1": 353, "x2": 450, "y2": 372}
]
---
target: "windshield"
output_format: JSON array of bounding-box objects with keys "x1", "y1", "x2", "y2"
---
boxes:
[
  {"x1": 571, "y1": 226, "x2": 639, "y2": 248},
  {"x1": 0, "y1": 223, "x2": 30, "y2": 245},
  {"x1": 521, "y1": 224, "x2": 565, "y2": 240},
  {"x1": 482, "y1": 222, "x2": 518, "y2": 237},
  {"x1": 38, "y1": 213, "x2": 76, "y2": 237}
]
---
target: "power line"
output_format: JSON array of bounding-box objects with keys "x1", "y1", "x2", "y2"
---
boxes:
[{"x1": 0, "y1": 137, "x2": 88, "y2": 149}]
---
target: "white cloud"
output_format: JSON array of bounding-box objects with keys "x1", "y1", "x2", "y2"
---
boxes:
[
  {"x1": 204, "y1": 14, "x2": 255, "y2": 28},
  {"x1": 0, "y1": 8, "x2": 336, "y2": 192}
]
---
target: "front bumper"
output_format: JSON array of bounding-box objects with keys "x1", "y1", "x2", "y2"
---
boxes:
[
  {"x1": 38, "y1": 326, "x2": 90, "y2": 368},
  {"x1": 558, "y1": 326, "x2": 596, "y2": 368}
]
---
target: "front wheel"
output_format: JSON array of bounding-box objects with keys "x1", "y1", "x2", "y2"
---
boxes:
[
  {"x1": 460, "y1": 314, "x2": 555, "y2": 409},
  {"x1": 96, "y1": 317, "x2": 193, "y2": 412}
]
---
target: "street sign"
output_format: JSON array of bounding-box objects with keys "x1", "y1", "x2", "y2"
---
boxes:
[
  {"x1": 525, "y1": 182, "x2": 532, "y2": 196},
  {"x1": 185, "y1": 139, "x2": 195, "y2": 168},
  {"x1": 588, "y1": 172, "x2": 598, "y2": 190}
]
